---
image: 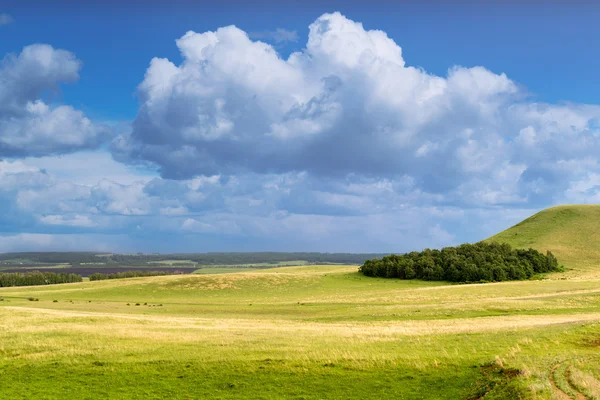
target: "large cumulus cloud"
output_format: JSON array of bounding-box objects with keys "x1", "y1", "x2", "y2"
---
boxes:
[
  {"x1": 112, "y1": 12, "x2": 600, "y2": 211},
  {"x1": 0, "y1": 44, "x2": 112, "y2": 156}
]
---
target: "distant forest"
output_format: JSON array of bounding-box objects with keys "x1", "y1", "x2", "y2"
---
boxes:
[
  {"x1": 0, "y1": 271, "x2": 82, "y2": 288},
  {"x1": 0, "y1": 252, "x2": 384, "y2": 266},
  {"x1": 359, "y1": 242, "x2": 562, "y2": 283}
]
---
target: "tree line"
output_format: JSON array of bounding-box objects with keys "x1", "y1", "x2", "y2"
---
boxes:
[
  {"x1": 0, "y1": 271, "x2": 82, "y2": 287},
  {"x1": 89, "y1": 270, "x2": 176, "y2": 281},
  {"x1": 359, "y1": 242, "x2": 562, "y2": 283}
]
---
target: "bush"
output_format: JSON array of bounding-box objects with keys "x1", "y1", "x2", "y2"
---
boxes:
[{"x1": 359, "y1": 242, "x2": 562, "y2": 283}]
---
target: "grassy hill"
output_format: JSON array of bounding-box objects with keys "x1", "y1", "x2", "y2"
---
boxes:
[{"x1": 486, "y1": 204, "x2": 600, "y2": 271}]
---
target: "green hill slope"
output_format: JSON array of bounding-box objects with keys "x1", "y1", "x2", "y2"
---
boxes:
[{"x1": 486, "y1": 204, "x2": 600, "y2": 270}]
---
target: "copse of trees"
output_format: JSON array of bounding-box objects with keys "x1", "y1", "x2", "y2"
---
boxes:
[
  {"x1": 89, "y1": 270, "x2": 177, "y2": 281},
  {"x1": 359, "y1": 242, "x2": 562, "y2": 283},
  {"x1": 0, "y1": 271, "x2": 82, "y2": 287}
]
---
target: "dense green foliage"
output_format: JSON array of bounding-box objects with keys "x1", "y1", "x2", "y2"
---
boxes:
[
  {"x1": 0, "y1": 252, "x2": 383, "y2": 267},
  {"x1": 89, "y1": 270, "x2": 175, "y2": 281},
  {"x1": 0, "y1": 271, "x2": 82, "y2": 287},
  {"x1": 359, "y1": 242, "x2": 561, "y2": 282}
]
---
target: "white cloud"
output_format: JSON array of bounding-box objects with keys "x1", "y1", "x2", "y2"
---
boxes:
[
  {"x1": 39, "y1": 214, "x2": 96, "y2": 227},
  {"x1": 0, "y1": 233, "x2": 128, "y2": 252},
  {"x1": 24, "y1": 150, "x2": 156, "y2": 185},
  {"x1": 112, "y1": 11, "x2": 600, "y2": 214},
  {"x1": 91, "y1": 180, "x2": 151, "y2": 216},
  {"x1": 0, "y1": 159, "x2": 52, "y2": 191},
  {"x1": 0, "y1": 44, "x2": 112, "y2": 156},
  {"x1": 160, "y1": 206, "x2": 188, "y2": 216},
  {"x1": 181, "y1": 218, "x2": 241, "y2": 235}
]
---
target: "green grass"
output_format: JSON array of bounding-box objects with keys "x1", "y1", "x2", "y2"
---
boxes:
[
  {"x1": 2, "y1": 265, "x2": 600, "y2": 399},
  {"x1": 486, "y1": 204, "x2": 600, "y2": 272}
]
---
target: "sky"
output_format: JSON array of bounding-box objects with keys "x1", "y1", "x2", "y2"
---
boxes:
[{"x1": 0, "y1": 0, "x2": 600, "y2": 253}]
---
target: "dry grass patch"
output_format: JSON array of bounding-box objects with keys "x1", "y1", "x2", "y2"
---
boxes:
[{"x1": 5, "y1": 306, "x2": 600, "y2": 339}]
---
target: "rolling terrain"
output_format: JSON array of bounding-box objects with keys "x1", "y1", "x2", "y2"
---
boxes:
[
  {"x1": 487, "y1": 205, "x2": 600, "y2": 273},
  {"x1": 2, "y1": 206, "x2": 600, "y2": 398}
]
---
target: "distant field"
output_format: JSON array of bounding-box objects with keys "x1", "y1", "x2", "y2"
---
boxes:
[
  {"x1": 1, "y1": 260, "x2": 324, "y2": 275},
  {"x1": 148, "y1": 260, "x2": 198, "y2": 266},
  {"x1": 194, "y1": 260, "x2": 312, "y2": 268},
  {"x1": 0, "y1": 264, "x2": 312, "y2": 277},
  {"x1": 0, "y1": 266, "x2": 198, "y2": 277},
  {"x1": 193, "y1": 267, "x2": 261, "y2": 274},
  {"x1": 0, "y1": 263, "x2": 69, "y2": 270},
  {"x1": 2, "y1": 264, "x2": 600, "y2": 398},
  {"x1": 0, "y1": 252, "x2": 381, "y2": 267}
]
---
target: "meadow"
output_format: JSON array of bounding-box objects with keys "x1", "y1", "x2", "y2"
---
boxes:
[
  {"x1": 2, "y1": 264, "x2": 600, "y2": 399},
  {"x1": 2, "y1": 206, "x2": 600, "y2": 399}
]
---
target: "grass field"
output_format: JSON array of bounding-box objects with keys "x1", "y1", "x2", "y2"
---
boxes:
[
  {"x1": 2, "y1": 206, "x2": 600, "y2": 399},
  {"x1": 1, "y1": 264, "x2": 600, "y2": 399}
]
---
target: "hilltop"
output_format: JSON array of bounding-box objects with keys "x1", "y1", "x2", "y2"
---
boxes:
[{"x1": 486, "y1": 204, "x2": 600, "y2": 271}]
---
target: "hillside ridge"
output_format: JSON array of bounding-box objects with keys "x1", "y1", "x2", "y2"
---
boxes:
[{"x1": 486, "y1": 204, "x2": 600, "y2": 270}]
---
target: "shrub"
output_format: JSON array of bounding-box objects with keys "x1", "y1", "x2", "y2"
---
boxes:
[{"x1": 359, "y1": 242, "x2": 562, "y2": 283}]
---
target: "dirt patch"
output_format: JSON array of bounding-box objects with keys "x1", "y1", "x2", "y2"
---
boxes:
[
  {"x1": 550, "y1": 363, "x2": 571, "y2": 400},
  {"x1": 565, "y1": 366, "x2": 587, "y2": 400},
  {"x1": 550, "y1": 361, "x2": 588, "y2": 400}
]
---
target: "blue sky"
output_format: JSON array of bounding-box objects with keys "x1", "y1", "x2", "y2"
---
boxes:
[{"x1": 0, "y1": 1, "x2": 599, "y2": 253}]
